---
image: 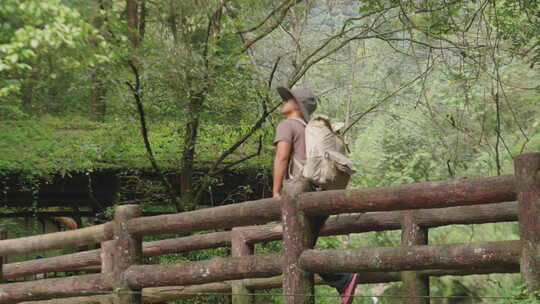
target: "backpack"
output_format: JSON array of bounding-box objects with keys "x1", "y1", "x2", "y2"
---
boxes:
[{"x1": 290, "y1": 115, "x2": 357, "y2": 190}]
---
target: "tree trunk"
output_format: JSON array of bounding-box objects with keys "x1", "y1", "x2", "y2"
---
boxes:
[
  {"x1": 126, "y1": 0, "x2": 140, "y2": 47},
  {"x1": 89, "y1": 72, "x2": 106, "y2": 121},
  {"x1": 179, "y1": 91, "x2": 205, "y2": 211},
  {"x1": 89, "y1": 0, "x2": 112, "y2": 121},
  {"x1": 21, "y1": 75, "x2": 38, "y2": 116}
]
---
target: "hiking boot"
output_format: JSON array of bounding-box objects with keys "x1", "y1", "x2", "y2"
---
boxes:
[{"x1": 340, "y1": 273, "x2": 359, "y2": 304}]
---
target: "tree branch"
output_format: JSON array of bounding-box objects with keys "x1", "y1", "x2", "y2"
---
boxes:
[
  {"x1": 192, "y1": 101, "x2": 280, "y2": 204},
  {"x1": 239, "y1": 0, "x2": 293, "y2": 34},
  {"x1": 126, "y1": 61, "x2": 181, "y2": 211},
  {"x1": 239, "y1": 0, "x2": 299, "y2": 54},
  {"x1": 268, "y1": 56, "x2": 282, "y2": 89},
  {"x1": 342, "y1": 62, "x2": 435, "y2": 135}
]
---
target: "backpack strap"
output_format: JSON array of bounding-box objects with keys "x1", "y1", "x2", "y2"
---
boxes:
[{"x1": 286, "y1": 118, "x2": 307, "y2": 179}]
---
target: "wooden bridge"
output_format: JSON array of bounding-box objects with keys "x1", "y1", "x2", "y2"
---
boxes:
[{"x1": 0, "y1": 153, "x2": 538, "y2": 304}]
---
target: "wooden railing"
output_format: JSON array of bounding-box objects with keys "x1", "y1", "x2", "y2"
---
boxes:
[{"x1": 0, "y1": 153, "x2": 538, "y2": 304}]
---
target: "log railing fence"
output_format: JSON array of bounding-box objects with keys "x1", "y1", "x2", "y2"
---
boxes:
[{"x1": 0, "y1": 153, "x2": 537, "y2": 304}]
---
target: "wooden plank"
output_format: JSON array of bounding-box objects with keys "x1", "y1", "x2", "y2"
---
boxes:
[{"x1": 514, "y1": 153, "x2": 540, "y2": 291}]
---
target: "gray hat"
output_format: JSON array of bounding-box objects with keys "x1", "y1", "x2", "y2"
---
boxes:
[{"x1": 276, "y1": 87, "x2": 317, "y2": 122}]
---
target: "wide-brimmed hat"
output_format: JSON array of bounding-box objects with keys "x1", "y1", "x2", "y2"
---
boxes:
[{"x1": 276, "y1": 87, "x2": 317, "y2": 122}]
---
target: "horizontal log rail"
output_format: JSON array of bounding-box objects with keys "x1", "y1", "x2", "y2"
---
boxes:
[
  {"x1": 125, "y1": 254, "x2": 282, "y2": 289},
  {"x1": 124, "y1": 241, "x2": 519, "y2": 289},
  {"x1": 0, "y1": 224, "x2": 112, "y2": 257},
  {"x1": 300, "y1": 240, "x2": 521, "y2": 273},
  {"x1": 298, "y1": 175, "x2": 516, "y2": 216},
  {"x1": 126, "y1": 175, "x2": 515, "y2": 237},
  {"x1": 0, "y1": 273, "x2": 112, "y2": 304},
  {"x1": 10, "y1": 252, "x2": 520, "y2": 304},
  {"x1": 3, "y1": 232, "x2": 232, "y2": 280},
  {"x1": 4, "y1": 202, "x2": 518, "y2": 279},
  {"x1": 142, "y1": 231, "x2": 232, "y2": 257},
  {"x1": 19, "y1": 266, "x2": 520, "y2": 304},
  {"x1": 127, "y1": 197, "x2": 281, "y2": 236},
  {"x1": 0, "y1": 211, "x2": 176, "y2": 218},
  {"x1": 4, "y1": 250, "x2": 101, "y2": 280},
  {"x1": 239, "y1": 201, "x2": 519, "y2": 244}
]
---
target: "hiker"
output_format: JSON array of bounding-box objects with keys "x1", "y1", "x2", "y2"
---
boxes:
[{"x1": 272, "y1": 87, "x2": 359, "y2": 304}]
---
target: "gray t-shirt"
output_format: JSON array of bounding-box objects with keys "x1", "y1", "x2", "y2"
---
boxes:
[{"x1": 273, "y1": 118, "x2": 306, "y2": 178}]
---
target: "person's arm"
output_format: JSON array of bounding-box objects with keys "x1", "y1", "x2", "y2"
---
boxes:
[{"x1": 272, "y1": 141, "x2": 291, "y2": 198}]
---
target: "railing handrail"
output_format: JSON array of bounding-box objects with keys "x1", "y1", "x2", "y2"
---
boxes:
[
  {"x1": 0, "y1": 223, "x2": 112, "y2": 257},
  {"x1": 2, "y1": 201, "x2": 518, "y2": 280},
  {"x1": 0, "y1": 175, "x2": 515, "y2": 258},
  {"x1": 125, "y1": 175, "x2": 515, "y2": 237}
]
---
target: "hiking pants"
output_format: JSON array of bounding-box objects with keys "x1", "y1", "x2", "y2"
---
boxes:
[{"x1": 310, "y1": 215, "x2": 353, "y2": 293}]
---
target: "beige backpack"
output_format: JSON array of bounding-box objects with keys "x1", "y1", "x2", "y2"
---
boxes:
[{"x1": 291, "y1": 115, "x2": 357, "y2": 190}]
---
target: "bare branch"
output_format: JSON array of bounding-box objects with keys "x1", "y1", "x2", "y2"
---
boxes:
[
  {"x1": 126, "y1": 61, "x2": 181, "y2": 211},
  {"x1": 239, "y1": 0, "x2": 299, "y2": 54},
  {"x1": 268, "y1": 56, "x2": 282, "y2": 89},
  {"x1": 239, "y1": 0, "x2": 293, "y2": 34},
  {"x1": 209, "y1": 101, "x2": 281, "y2": 175},
  {"x1": 192, "y1": 101, "x2": 280, "y2": 203},
  {"x1": 342, "y1": 62, "x2": 435, "y2": 135},
  {"x1": 212, "y1": 136, "x2": 263, "y2": 177}
]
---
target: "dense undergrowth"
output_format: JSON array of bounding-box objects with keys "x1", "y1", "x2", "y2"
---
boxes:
[{"x1": 0, "y1": 115, "x2": 274, "y2": 179}]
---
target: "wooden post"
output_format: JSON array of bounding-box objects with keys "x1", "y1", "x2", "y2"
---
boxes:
[
  {"x1": 281, "y1": 178, "x2": 314, "y2": 304},
  {"x1": 514, "y1": 153, "x2": 540, "y2": 291},
  {"x1": 231, "y1": 228, "x2": 254, "y2": 304},
  {"x1": 113, "y1": 205, "x2": 143, "y2": 303},
  {"x1": 0, "y1": 229, "x2": 7, "y2": 283},
  {"x1": 401, "y1": 210, "x2": 429, "y2": 304},
  {"x1": 101, "y1": 240, "x2": 115, "y2": 275}
]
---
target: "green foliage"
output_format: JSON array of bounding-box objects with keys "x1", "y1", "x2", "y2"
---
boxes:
[
  {"x1": 0, "y1": 116, "x2": 273, "y2": 179},
  {"x1": 492, "y1": 281, "x2": 540, "y2": 304},
  {"x1": 496, "y1": 0, "x2": 540, "y2": 66},
  {"x1": 0, "y1": 0, "x2": 115, "y2": 102}
]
